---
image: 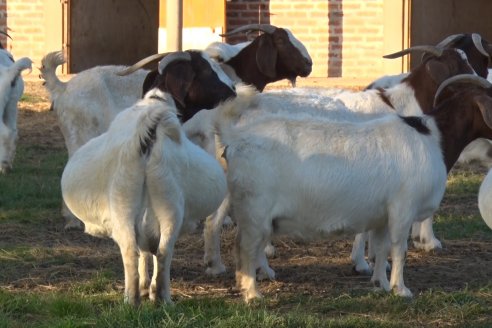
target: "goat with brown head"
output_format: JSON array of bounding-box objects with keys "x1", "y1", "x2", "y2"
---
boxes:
[
  {"x1": 118, "y1": 51, "x2": 237, "y2": 123},
  {"x1": 217, "y1": 24, "x2": 312, "y2": 91}
]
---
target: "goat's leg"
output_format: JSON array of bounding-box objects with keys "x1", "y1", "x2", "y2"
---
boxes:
[
  {"x1": 412, "y1": 216, "x2": 442, "y2": 251},
  {"x1": 351, "y1": 232, "x2": 372, "y2": 275},
  {"x1": 235, "y1": 222, "x2": 264, "y2": 303},
  {"x1": 149, "y1": 208, "x2": 183, "y2": 305},
  {"x1": 388, "y1": 217, "x2": 413, "y2": 297},
  {"x1": 370, "y1": 227, "x2": 391, "y2": 292},
  {"x1": 203, "y1": 193, "x2": 230, "y2": 275},
  {"x1": 138, "y1": 251, "x2": 152, "y2": 299},
  {"x1": 113, "y1": 227, "x2": 140, "y2": 306},
  {"x1": 367, "y1": 230, "x2": 391, "y2": 272},
  {"x1": 256, "y1": 237, "x2": 276, "y2": 281}
]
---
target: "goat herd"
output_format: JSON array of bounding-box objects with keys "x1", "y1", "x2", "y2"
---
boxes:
[{"x1": 2, "y1": 24, "x2": 492, "y2": 305}]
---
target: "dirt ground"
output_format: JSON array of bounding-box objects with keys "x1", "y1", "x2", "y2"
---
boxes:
[{"x1": 11, "y1": 80, "x2": 492, "y2": 300}]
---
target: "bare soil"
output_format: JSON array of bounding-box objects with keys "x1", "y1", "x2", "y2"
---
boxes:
[{"x1": 9, "y1": 80, "x2": 492, "y2": 300}]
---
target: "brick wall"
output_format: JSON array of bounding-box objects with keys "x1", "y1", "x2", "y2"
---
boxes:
[
  {"x1": 0, "y1": 0, "x2": 388, "y2": 79},
  {"x1": 0, "y1": 0, "x2": 47, "y2": 63},
  {"x1": 226, "y1": 0, "x2": 386, "y2": 78}
]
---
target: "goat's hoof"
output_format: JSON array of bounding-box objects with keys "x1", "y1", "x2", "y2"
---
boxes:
[
  {"x1": 244, "y1": 291, "x2": 263, "y2": 304},
  {"x1": 392, "y1": 286, "x2": 413, "y2": 298},
  {"x1": 370, "y1": 277, "x2": 390, "y2": 292},
  {"x1": 205, "y1": 263, "x2": 226, "y2": 276},
  {"x1": 352, "y1": 265, "x2": 373, "y2": 276},
  {"x1": 256, "y1": 266, "x2": 275, "y2": 281},
  {"x1": 413, "y1": 238, "x2": 442, "y2": 252}
]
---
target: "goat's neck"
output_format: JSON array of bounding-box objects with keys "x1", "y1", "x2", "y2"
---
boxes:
[
  {"x1": 384, "y1": 83, "x2": 424, "y2": 116},
  {"x1": 226, "y1": 44, "x2": 269, "y2": 91},
  {"x1": 431, "y1": 95, "x2": 489, "y2": 172}
]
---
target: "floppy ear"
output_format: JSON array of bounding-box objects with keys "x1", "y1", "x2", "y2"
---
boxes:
[
  {"x1": 256, "y1": 35, "x2": 277, "y2": 78},
  {"x1": 474, "y1": 94, "x2": 492, "y2": 129},
  {"x1": 142, "y1": 70, "x2": 159, "y2": 97},
  {"x1": 163, "y1": 63, "x2": 195, "y2": 108},
  {"x1": 425, "y1": 60, "x2": 450, "y2": 85}
]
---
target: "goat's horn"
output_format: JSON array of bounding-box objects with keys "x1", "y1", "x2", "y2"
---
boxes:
[
  {"x1": 471, "y1": 33, "x2": 490, "y2": 57},
  {"x1": 117, "y1": 53, "x2": 171, "y2": 76},
  {"x1": 383, "y1": 45, "x2": 443, "y2": 59},
  {"x1": 435, "y1": 34, "x2": 464, "y2": 49},
  {"x1": 158, "y1": 51, "x2": 191, "y2": 74},
  {"x1": 0, "y1": 31, "x2": 12, "y2": 40},
  {"x1": 434, "y1": 74, "x2": 492, "y2": 107},
  {"x1": 220, "y1": 24, "x2": 277, "y2": 37}
]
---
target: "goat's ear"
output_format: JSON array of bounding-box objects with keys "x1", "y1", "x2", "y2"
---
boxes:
[
  {"x1": 142, "y1": 70, "x2": 159, "y2": 97},
  {"x1": 425, "y1": 60, "x2": 450, "y2": 85},
  {"x1": 164, "y1": 63, "x2": 195, "y2": 108},
  {"x1": 256, "y1": 35, "x2": 277, "y2": 78},
  {"x1": 474, "y1": 94, "x2": 492, "y2": 129}
]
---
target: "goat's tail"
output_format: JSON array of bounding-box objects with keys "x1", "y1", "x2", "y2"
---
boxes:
[
  {"x1": 137, "y1": 101, "x2": 182, "y2": 158},
  {"x1": 214, "y1": 83, "x2": 257, "y2": 154},
  {"x1": 39, "y1": 51, "x2": 67, "y2": 100}
]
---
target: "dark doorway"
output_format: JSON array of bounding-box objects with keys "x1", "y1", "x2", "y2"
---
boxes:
[
  {"x1": 410, "y1": 0, "x2": 492, "y2": 69},
  {"x1": 66, "y1": 0, "x2": 159, "y2": 73}
]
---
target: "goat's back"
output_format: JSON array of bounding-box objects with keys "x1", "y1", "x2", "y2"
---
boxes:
[{"x1": 219, "y1": 100, "x2": 446, "y2": 237}]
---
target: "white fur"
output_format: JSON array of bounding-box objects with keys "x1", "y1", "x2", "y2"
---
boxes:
[
  {"x1": 40, "y1": 52, "x2": 148, "y2": 158},
  {"x1": 365, "y1": 73, "x2": 409, "y2": 90},
  {"x1": 457, "y1": 138, "x2": 492, "y2": 168},
  {"x1": 61, "y1": 93, "x2": 227, "y2": 305},
  {"x1": 0, "y1": 52, "x2": 31, "y2": 173},
  {"x1": 40, "y1": 51, "x2": 148, "y2": 230},
  {"x1": 479, "y1": 169, "x2": 492, "y2": 230},
  {"x1": 197, "y1": 75, "x2": 435, "y2": 276},
  {"x1": 215, "y1": 87, "x2": 447, "y2": 302}
]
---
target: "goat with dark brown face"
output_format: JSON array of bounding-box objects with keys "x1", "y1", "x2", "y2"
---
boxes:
[
  {"x1": 387, "y1": 47, "x2": 477, "y2": 112},
  {"x1": 207, "y1": 24, "x2": 312, "y2": 91},
  {"x1": 431, "y1": 75, "x2": 492, "y2": 170},
  {"x1": 118, "y1": 51, "x2": 237, "y2": 123},
  {"x1": 433, "y1": 33, "x2": 491, "y2": 79},
  {"x1": 366, "y1": 33, "x2": 491, "y2": 90}
]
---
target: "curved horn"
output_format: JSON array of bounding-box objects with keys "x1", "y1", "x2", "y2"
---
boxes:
[
  {"x1": 0, "y1": 31, "x2": 12, "y2": 40},
  {"x1": 434, "y1": 74, "x2": 492, "y2": 107},
  {"x1": 435, "y1": 34, "x2": 464, "y2": 49},
  {"x1": 158, "y1": 51, "x2": 191, "y2": 74},
  {"x1": 471, "y1": 33, "x2": 490, "y2": 58},
  {"x1": 220, "y1": 24, "x2": 277, "y2": 37},
  {"x1": 117, "y1": 53, "x2": 170, "y2": 76},
  {"x1": 383, "y1": 45, "x2": 443, "y2": 59}
]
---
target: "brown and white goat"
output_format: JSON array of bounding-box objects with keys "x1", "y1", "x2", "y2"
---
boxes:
[{"x1": 205, "y1": 24, "x2": 313, "y2": 91}]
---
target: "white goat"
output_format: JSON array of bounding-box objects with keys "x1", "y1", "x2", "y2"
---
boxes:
[
  {"x1": 40, "y1": 50, "x2": 236, "y2": 230},
  {"x1": 479, "y1": 168, "x2": 492, "y2": 229},
  {"x1": 197, "y1": 46, "x2": 477, "y2": 276},
  {"x1": 61, "y1": 90, "x2": 227, "y2": 305},
  {"x1": 215, "y1": 76, "x2": 492, "y2": 302},
  {"x1": 0, "y1": 53, "x2": 31, "y2": 173}
]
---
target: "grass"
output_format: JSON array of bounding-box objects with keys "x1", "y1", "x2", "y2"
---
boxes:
[{"x1": 2, "y1": 99, "x2": 492, "y2": 326}]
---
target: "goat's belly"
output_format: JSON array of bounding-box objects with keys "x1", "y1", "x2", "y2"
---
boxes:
[{"x1": 272, "y1": 205, "x2": 387, "y2": 241}]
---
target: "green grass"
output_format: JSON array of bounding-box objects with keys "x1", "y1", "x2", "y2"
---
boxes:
[
  {"x1": 1, "y1": 288, "x2": 492, "y2": 327},
  {"x1": 19, "y1": 93, "x2": 46, "y2": 104},
  {"x1": 0, "y1": 144, "x2": 67, "y2": 222},
  {"x1": 2, "y1": 114, "x2": 492, "y2": 326}
]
